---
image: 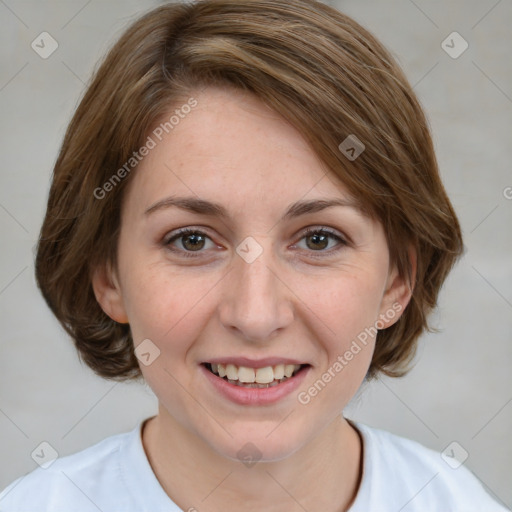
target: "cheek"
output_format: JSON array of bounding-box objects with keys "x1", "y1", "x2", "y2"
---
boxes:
[
  {"x1": 120, "y1": 262, "x2": 218, "y2": 349},
  {"x1": 293, "y1": 272, "x2": 383, "y2": 405},
  {"x1": 122, "y1": 268, "x2": 219, "y2": 410},
  {"x1": 296, "y1": 269, "x2": 385, "y2": 346}
]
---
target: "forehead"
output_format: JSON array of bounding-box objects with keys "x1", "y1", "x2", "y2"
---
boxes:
[{"x1": 122, "y1": 87, "x2": 361, "y2": 219}]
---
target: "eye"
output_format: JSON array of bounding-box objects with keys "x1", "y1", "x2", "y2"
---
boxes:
[
  {"x1": 164, "y1": 228, "x2": 217, "y2": 256},
  {"x1": 164, "y1": 226, "x2": 348, "y2": 259},
  {"x1": 294, "y1": 227, "x2": 347, "y2": 254}
]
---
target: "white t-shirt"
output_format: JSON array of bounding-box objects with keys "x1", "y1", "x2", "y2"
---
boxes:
[{"x1": 0, "y1": 419, "x2": 507, "y2": 512}]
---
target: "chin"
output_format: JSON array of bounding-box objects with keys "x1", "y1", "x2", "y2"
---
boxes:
[{"x1": 204, "y1": 423, "x2": 309, "y2": 465}]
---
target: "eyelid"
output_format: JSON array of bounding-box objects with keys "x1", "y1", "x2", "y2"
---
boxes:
[
  {"x1": 298, "y1": 225, "x2": 347, "y2": 243},
  {"x1": 164, "y1": 226, "x2": 216, "y2": 245}
]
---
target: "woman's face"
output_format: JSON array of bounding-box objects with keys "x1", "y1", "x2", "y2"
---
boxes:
[{"x1": 94, "y1": 86, "x2": 410, "y2": 462}]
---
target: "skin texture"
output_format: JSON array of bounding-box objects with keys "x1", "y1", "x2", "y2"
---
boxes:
[{"x1": 92, "y1": 87, "x2": 413, "y2": 511}]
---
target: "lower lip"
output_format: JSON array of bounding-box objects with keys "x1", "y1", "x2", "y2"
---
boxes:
[{"x1": 200, "y1": 364, "x2": 311, "y2": 406}]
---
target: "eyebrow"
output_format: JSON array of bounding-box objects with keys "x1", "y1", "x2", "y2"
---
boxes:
[{"x1": 144, "y1": 196, "x2": 363, "y2": 221}]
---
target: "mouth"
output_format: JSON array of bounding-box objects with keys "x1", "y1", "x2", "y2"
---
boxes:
[{"x1": 202, "y1": 362, "x2": 309, "y2": 388}]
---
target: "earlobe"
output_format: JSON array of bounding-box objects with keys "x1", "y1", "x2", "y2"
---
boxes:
[
  {"x1": 91, "y1": 263, "x2": 129, "y2": 324},
  {"x1": 378, "y1": 246, "x2": 417, "y2": 329}
]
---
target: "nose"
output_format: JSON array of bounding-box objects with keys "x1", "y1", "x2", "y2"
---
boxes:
[{"x1": 218, "y1": 246, "x2": 294, "y2": 342}]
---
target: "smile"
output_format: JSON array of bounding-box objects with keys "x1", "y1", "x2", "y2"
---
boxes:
[
  {"x1": 201, "y1": 361, "x2": 310, "y2": 405},
  {"x1": 204, "y1": 362, "x2": 306, "y2": 388}
]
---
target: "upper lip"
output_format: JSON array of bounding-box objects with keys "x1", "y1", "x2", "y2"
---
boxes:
[{"x1": 203, "y1": 357, "x2": 308, "y2": 367}]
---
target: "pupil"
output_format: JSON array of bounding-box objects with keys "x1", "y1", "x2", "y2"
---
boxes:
[
  {"x1": 183, "y1": 233, "x2": 205, "y2": 251},
  {"x1": 307, "y1": 233, "x2": 328, "y2": 250}
]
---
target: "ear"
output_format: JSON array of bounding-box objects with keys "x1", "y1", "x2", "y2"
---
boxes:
[
  {"x1": 377, "y1": 245, "x2": 417, "y2": 329},
  {"x1": 91, "y1": 262, "x2": 129, "y2": 324}
]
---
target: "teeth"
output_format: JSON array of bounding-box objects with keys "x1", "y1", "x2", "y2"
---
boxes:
[
  {"x1": 238, "y1": 366, "x2": 255, "y2": 383},
  {"x1": 226, "y1": 364, "x2": 238, "y2": 381},
  {"x1": 211, "y1": 363, "x2": 302, "y2": 384},
  {"x1": 273, "y1": 364, "x2": 285, "y2": 380},
  {"x1": 284, "y1": 364, "x2": 295, "y2": 378},
  {"x1": 230, "y1": 379, "x2": 281, "y2": 388},
  {"x1": 255, "y1": 367, "x2": 274, "y2": 384}
]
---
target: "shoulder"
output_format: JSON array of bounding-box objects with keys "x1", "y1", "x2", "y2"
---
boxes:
[
  {"x1": 351, "y1": 422, "x2": 508, "y2": 512},
  {"x1": 0, "y1": 429, "x2": 132, "y2": 512}
]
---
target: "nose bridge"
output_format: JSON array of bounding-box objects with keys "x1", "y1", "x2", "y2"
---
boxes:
[{"x1": 218, "y1": 239, "x2": 293, "y2": 341}]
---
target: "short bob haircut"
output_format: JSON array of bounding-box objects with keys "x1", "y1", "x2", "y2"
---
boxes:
[{"x1": 35, "y1": 0, "x2": 463, "y2": 381}]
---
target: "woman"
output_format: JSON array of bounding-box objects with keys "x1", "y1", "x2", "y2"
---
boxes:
[{"x1": 0, "y1": 0, "x2": 506, "y2": 510}]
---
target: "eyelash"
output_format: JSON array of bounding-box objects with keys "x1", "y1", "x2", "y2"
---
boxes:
[{"x1": 163, "y1": 226, "x2": 348, "y2": 259}]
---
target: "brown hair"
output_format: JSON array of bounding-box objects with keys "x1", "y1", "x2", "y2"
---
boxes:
[{"x1": 35, "y1": 0, "x2": 463, "y2": 381}]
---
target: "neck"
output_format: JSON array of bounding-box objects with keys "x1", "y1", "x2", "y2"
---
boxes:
[{"x1": 142, "y1": 406, "x2": 362, "y2": 512}]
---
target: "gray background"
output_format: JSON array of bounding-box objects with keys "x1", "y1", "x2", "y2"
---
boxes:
[{"x1": 1, "y1": 0, "x2": 511, "y2": 508}]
